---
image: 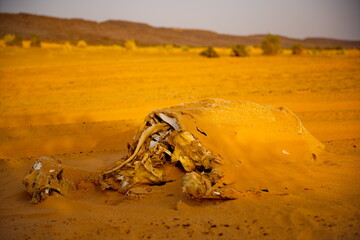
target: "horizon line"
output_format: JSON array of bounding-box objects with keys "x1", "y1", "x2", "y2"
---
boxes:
[{"x1": 1, "y1": 11, "x2": 360, "y2": 42}]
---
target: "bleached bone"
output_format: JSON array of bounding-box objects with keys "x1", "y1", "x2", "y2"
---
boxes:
[
  {"x1": 103, "y1": 122, "x2": 170, "y2": 175},
  {"x1": 23, "y1": 99, "x2": 324, "y2": 203}
]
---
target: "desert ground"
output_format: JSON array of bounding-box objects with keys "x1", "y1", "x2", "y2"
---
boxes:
[{"x1": 0, "y1": 45, "x2": 359, "y2": 239}]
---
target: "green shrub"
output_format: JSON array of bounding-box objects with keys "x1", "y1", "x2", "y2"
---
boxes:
[
  {"x1": 77, "y1": 40, "x2": 87, "y2": 48},
  {"x1": 30, "y1": 35, "x2": 41, "y2": 47},
  {"x1": 199, "y1": 47, "x2": 219, "y2": 58},
  {"x1": 124, "y1": 40, "x2": 137, "y2": 50},
  {"x1": 292, "y1": 44, "x2": 304, "y2": 55},
  {"x1": 231, "y1": 44, "x2": 249, "y2": 57},
  {"x1": 261, "y1": 34, "x2": 281, "y2": 55},
  {"x1": 3, "y1": 34, "x2": 23, "y2": 47}
]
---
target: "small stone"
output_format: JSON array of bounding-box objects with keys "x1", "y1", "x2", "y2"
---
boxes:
[{"x1": 175, "y1": 200, "x2": 190, "y2": 210}]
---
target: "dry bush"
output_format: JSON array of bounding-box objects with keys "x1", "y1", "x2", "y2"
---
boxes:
[
  {"x1": 77, "y1": 40, "x2": 88, "y2": 48},
  {"x1": 63, "y1": 41, "x2": 73, "y2": 51},
  {"x1": 124, "y1": 40, "x2": 137, "y2": 50},
  {"x1": 309, "y1": 46, "x2": 322, "y2": 55},
  {"x1": 261, "y1": 34, "x2": 281, "y2": 55},
  {"x1": 292, "y1": 44, "x2": 304, "y2": 55},
  {"x1": 182, "y1": 46, "x2": 189, "y2": 52},
  {"x1": 3, "y1": 34, "x2": 23, "y2": 47},
  {"x1": 200, "y1": 47, "x2": 219, "y2": 58},
  {"x1": 162, "y1": 44, "x2": 174, "y2": 51},
  {"x1": 30, "y1": 35, "x2": 41, "y2": 48},
  {"x1": 231, "y1": 44, "x2": 249, "y2": 57}
]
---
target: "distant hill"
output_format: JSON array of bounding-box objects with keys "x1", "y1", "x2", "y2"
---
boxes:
[{"x1": 1, "y1": 13, "x2": 360, "y2": 48}]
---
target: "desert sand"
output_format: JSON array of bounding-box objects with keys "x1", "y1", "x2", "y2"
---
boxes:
[{"x1": 0, "y1": 46, "x2": 359, "y2": 239}]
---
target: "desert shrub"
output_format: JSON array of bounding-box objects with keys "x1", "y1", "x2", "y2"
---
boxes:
[
  {"x1": 334, "y1": 46, "x2": 344, "y2": 51},
  {"x1": 3, "y1": 34, "x2": 23, "y2": 47},
  {"x1": 324, "y1": 46, "x2": 345, "y2": 55},
  {"x1": 77, "y1": 40, "x2": 87, "y2": 48},
  {"x1": 200, "y1": 47, "x2": 219, "y2": 58},
  {"x1": 30, "y1": 35, "x2": 41, "y2": 47},
  {"x1": 246, "y1": 46, "x2": 255, "y2": 55},
  {"x1": 162, "y1": 44, "x2": 174, "y2": 51},
  {"x1": 323, "y1": 46, "x2": 343, "y2": 50},
  {"x1": 231, "y1": 44, "x2": 249, "y2": 57},
  {"x1": 309, "y1": 46, "x2": 322, "y2": 55},
  {"x1": 63, "y1": 41, "x2": 73, "y2": 51},
  {"x1": 124, "y1": 40, "x2": 137, "y2": 50},
  {"x1": 261, "y1": 34, "x2": 281, "y2": 55},
  {"x1": 3, "y1": 34, "x2": 15, "y2": 46},
  {"x1": 292, "y1": 43, "x2": 304, "y2": 55},
  {"x1": 182, "y1": 46, "x2": 189, "y2": 52},
  {"x1": 335, "y1": 46, "x2": 345, "y2": 55}
]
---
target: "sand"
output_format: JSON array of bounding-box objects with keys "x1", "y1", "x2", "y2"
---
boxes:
[{"x1": 0, "y1": 47, "x2": 359, "y2": 239}]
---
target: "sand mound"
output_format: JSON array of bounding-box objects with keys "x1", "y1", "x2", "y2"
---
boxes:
[{"x1": 24, "y1": 99, "x2": 324, "y2": 203}]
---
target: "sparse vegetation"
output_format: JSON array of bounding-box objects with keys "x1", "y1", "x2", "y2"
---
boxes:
[
  {"x1": 261, "y1": 34, "x2": 281, "y2": 55},
  {"x1": 124, "y1": 40, "x2": 137, "y2": 50},
  {"x1": 308, "y1": 46, "x2": 345, "y2": 55},
  {"x1": 30, "y1": 35, "x2": 41, "y2": 48},
  {"x1": 182, "y1": 46, "x2": 189, "y2": 52},
  {"x1": 309, "y1": 46, "x2": 322, "y2": 55},
  {"x1": 199, "y1": 47, "x2": 219, "y2": 58},
  {"x1": 63, "y1": 41, "x2": 73, "y2": 51},
  {"x1": 323, "y1": 46, "x2": 344, "y2": 50},
  {"x1": 77, "y1": 40, "x2": 87, "y2": 48},
  {"x1": 0, "y1": 33, "x2": 358, "y2": 240},
  {"x1": 231, "y1": 44, "x2": 249, "y2": 57},
  {"x1": 292, "y1": 44, "x2": 304, "y2": 55},
  {"x1": 3, "y1": 34, "x2": 23, "y2": 47},
  {"x1": 336, "y1": 47, "x2": 345, "y2": 55},
  {"x1": 324, "y1": 46, "x2": 345, "y2": 55},
  {"x1": 161, "y1": 44, "x2": 174, "y2": 51}
]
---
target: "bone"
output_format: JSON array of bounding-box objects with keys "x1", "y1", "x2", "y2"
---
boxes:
[
  {"x1": 182, "y1": 172, "x2": 239, "y2": 199},
  {"x1": 158, "y1": 113, "x2": 180, "y2": 131},
  {"x1": 23, "y1": 99, "x2": 324, "y2": 203},
  {"x1": 103, "y1": 122, "x2": 169, "y2": 175},
  {"x1": 23, "y1": 157, "x2": 99, "y2": 203}
]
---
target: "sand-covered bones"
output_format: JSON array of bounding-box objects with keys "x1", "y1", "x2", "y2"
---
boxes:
[
  {"x1": 23, "y1": 157, "x2": 98, "y2": 203},
  {"x1": 23, "y1": 157, "x2": 66, "y2": 203},
  {"x1": 23, "y1": 99, "x2": 324, "y2": 203},
  {"x1": 100, "y1": 109, "x2": 237, "y2": 199}
]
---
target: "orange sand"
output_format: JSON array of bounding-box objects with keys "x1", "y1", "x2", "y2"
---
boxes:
[{"x1": 0, "y1": 47, "x2": 359, "y2": 239}]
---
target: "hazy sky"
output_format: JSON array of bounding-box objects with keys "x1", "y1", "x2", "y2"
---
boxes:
[{"x1": 1, "y1": 0, "x2": 359, "y2": 40}]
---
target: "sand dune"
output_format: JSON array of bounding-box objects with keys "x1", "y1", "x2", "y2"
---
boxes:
[{"x1": 0, "y1": 47, "x2": 359, "y2": 239}]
